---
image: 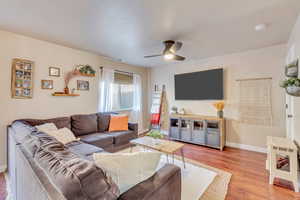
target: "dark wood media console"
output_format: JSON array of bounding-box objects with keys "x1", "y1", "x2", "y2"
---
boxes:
[{"x1": 169, "y1": 114, "x2": 226, "y2": 150}]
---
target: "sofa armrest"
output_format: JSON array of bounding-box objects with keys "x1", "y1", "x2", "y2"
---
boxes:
[
  {"x1": 118, "y1": 164, "x2": 181, "y2": 200},
  {"x1": 128, "y1": 123, "x2": 138, "y2": 137}
]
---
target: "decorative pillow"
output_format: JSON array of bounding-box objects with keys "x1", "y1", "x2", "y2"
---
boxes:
[
  {"x1": 36, "y1": 123, "x2": 58, "y2": 133},
  {"x1": 93, "y1": 151, "x2": 161, "y2": 193},
  {"x1": 108, "y1": 115, "x2": 129, "y2": 132},
  {"x1": 46, "y1": 128, "x2": 77, "y2": 144}
]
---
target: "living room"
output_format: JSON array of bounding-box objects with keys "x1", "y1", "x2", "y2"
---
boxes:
[{"x1": 1, "y1": 1, "x2": 300, "y2": 200}]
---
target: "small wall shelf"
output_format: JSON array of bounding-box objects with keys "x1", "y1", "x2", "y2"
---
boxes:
[{"x1": 52, "y1": 93, "x2": 80, "y2": 97}]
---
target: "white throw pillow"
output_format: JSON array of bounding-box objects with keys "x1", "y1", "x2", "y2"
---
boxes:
[
  {"x1": 36, "y1": 123, "x2": 58, "y2": 133},
  {"x1": 46, "y1": 128, "x2": 77, "y2": 144},
  {"x1": 93, "y1": 152, "x2": 162, "y2": 193}
]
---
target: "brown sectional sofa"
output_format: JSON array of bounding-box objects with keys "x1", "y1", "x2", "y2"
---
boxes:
[
  {"x1": 8, "y1": 112, "x2": 182, "y2": 200},
  {"x1": 20, "y1": 112, "x2": 138, "y2": 153}
]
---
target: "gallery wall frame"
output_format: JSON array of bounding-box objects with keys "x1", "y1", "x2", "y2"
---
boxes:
[{"x1": 11, "y1": 58, "x2": 34, "y2": 99}]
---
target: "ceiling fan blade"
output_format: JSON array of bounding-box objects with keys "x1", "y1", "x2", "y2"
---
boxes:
[
  {"x1": 170, "y1": 41, "x2": 183, "y2": 53},
  {"x1": 173, "y1": 55, "x2": 186, "y2": 61},
  {"x1": 144, "y1": 54, "x2": 163, "y2": 58}
]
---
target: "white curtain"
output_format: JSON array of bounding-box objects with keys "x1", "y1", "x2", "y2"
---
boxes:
[
  {"x1": 131, "y1": 73, "x2": 143, "y2": 132},
  {"x1": 98, "y1": 68, "x2": 115, "y2": 112}
]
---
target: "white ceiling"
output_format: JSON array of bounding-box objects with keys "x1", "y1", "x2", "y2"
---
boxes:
[{"x1": 1, "y1": 0, "x2": 300, "y2": 67}]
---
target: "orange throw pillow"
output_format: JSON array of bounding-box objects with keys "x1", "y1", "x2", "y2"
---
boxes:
[{"x1": 109, "y1": 115, "x2": 129, "y2": 132}]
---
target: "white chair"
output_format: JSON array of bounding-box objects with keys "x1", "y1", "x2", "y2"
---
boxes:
[{"x1": 267, "y1": 136, "x2": 299, "y2": 192}]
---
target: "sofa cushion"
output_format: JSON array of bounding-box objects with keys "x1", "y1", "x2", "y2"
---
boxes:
[
  {"x1": 71, "y1": 114, "x2": 98, "y2": 136},
  {"x1": 18, "y1": 117, "x2": 71, "y2": 129},
  {"x1": 66, "y1": 141, "x2": 104, "y2": 157},
  {"x1": 97, "y1": 112, "x2": 117, "y2": 132},
  {"x1": 79, "y1": 133, "x2": 114, "y2": 148},
  {"x1": 35, "y1": 142, "x2": 120, "y2": 199},
  {"x1": 22, "y1": 132, "x2": 63, "y2": 157},
  {"x1": 108, "y1": 131, "x2": 136, "y2": 145}
]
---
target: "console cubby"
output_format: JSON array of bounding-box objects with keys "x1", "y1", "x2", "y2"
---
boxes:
[
  {"x1": 169, "y1": 118, "x2": 180, "y2": 139},
  {"x1": 180, "y1": 120, "x2": 192, "y2": 141},
  {"x1": 192, "y1": 120, "x2": 206, "y2": 144}
]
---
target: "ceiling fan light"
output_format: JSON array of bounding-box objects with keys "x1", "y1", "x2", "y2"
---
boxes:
[{"x1": 164, "y1": 53, "x2": 175, "y2": 60}]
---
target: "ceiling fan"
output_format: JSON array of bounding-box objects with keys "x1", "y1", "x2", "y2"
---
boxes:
[{"x1": 144, "y1": 40, "x2": 186, "y2": 61}]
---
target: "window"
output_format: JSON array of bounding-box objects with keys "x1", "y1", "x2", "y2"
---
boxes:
[{"x1": 112, "y1": 72, "x2": 134, "y2": 111}]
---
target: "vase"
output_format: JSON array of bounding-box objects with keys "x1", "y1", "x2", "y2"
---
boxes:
[
  {"x1": 217, "y1": 110, "x2": 223, "y2": 118},
  {"x1": 64, "y1": 86, "x2": 70, "y2": 94},
  {"x1": 286, "y1": 86, "x2": 300, "y2": 97}
]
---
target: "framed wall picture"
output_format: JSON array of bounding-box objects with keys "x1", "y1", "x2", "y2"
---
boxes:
[
  {"x1": 41, "y1": 80, "x2": 54, "y2": 89},
  {"x1": 11, "y1": 58, "x2": 34, "y2": 99},
  {"x1": 49, "y1": 67, "x2": 60, "y2": 77},
  {"x1": 77, "y1": 80, "x2": 89, "y2": 91}
]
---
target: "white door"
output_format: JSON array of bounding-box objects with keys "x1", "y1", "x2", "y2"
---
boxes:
[
  {"x1": 292, "y1": 97, "x2": 300, "y2": 145},
  {"x1": 286, "y1": 94, "x2": 294, "y2": 140}
]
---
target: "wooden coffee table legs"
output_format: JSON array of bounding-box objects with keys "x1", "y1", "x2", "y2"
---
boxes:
[
  {"x1": 180, "y1": 148, "x2": 186, "y2": 169},
  {"x1": 169, "y1": 149, "x2": 186, "y2": 169}
]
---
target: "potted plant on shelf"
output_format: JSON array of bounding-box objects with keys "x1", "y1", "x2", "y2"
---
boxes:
[
  {"x1": 280, "y1": 78, "x2": 300, "y2": 97},
  {"x1": 213, "y1": 101, "x2": 225, "y2": 118},
  {"x1": 76, "y1": 65, "x2": 96, "y2": 76},
  {"x1": 147, "y1": 130, "x2": 164, "y2": 145}
]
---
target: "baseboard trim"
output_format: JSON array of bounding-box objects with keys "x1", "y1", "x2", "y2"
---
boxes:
[
  {"x1": 0, "y1": 165, "x2": 7, "y2": 173},
  {"x1": 226, "y1": 142, "x2": 267, "y2": 153}
]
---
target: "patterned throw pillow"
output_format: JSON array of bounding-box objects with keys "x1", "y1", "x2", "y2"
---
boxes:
[
  {"x1": 46, "y1": 128, "x2": 78, "y2": 144},
  {"x1": 36, "y1": 123, "x2": 58, "y2": 133}
]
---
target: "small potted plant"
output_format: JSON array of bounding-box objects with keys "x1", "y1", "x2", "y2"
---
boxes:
[
  {"x1": 213, "y1": 101, "x2": 225, "y2": 118},
  {"x1": 147, "y1": 130, "x2": 164, "y2": 145},
  {"x1": 280, "y1": 78, "x2": 300, "y2": 97},
  {"x1": 76, "y1": 65, "x2": 96, "y2": 76}
]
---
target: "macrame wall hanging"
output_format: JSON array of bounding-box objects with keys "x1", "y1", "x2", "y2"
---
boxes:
[{"x1": 237, "y1": 78, "x2": 273, "y2": 126}]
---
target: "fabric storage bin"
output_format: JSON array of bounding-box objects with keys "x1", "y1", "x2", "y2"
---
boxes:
[
  {"x1": 206, "y1": 131, "x2": 220, "y2": 147},
  {"x1": 180, "y1": 119, "x2": 192, "y2": 141}
]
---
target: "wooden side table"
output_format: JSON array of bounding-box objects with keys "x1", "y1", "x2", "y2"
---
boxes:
[{"x1": 267, "y1": 136, "x2": 299, "y2": 192}]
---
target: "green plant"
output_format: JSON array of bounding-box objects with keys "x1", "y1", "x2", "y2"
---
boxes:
[
  {"x1": 77, "y1": 65, "x2": 96, "y2": 75},
  {"x1": 147, "y1": 130, "x2": 164, "y2": 139},
  {"x1": 280, "y1": 78, "x2": 300, "y2": 88}
]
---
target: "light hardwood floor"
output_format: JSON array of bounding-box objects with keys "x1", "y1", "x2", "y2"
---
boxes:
[{"x1": 175, "y1": 143, "x2": 300, "y2": 200}]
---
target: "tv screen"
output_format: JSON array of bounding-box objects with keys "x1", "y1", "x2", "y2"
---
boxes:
[{"x1": 175, "y1": 69, "x2": 223, "y2": 100}]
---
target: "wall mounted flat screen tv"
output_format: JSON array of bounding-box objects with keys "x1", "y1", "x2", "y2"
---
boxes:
[{"x1": 175, "y1": 68, "x2": 224, "y2": 100}]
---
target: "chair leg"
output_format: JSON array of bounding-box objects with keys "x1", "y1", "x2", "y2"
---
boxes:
[
  {"x1": 293, "y1": 180, "x2": 299, "y2": 192},
  {"x1": 269, "y1": 175, "x2": 274, "y2": 185}
]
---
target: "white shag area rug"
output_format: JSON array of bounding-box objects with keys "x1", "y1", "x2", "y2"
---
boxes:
[{"x1": 120, "y1": 146, "x2": 232, "y2": 200}]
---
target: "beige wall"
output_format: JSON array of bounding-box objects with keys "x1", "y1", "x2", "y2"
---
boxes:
[
  {"x1": 150, "y1": 44, "x2": 287, "y2": 149},
  {"x1": 0, "y1": 30, "x2": 150, "y2": 168}
]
